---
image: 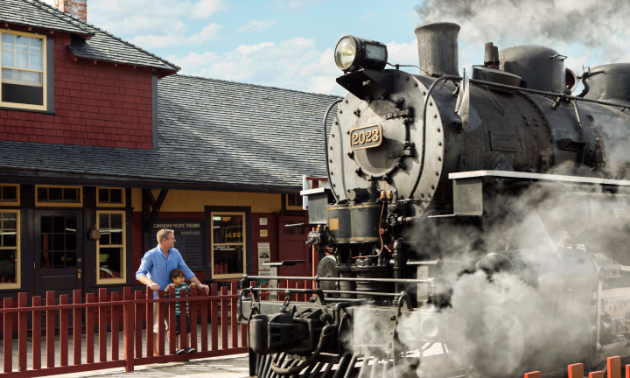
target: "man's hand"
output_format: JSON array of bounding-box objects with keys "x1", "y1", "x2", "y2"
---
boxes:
[
  {"x1": 198, "y1": 284, "x2": 210, "y2": 295},
  {"x1": 147, "y1": 282, "x2": 160, "y2": 291}
]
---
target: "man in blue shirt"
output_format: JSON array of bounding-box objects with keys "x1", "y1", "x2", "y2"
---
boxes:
[{"x1": 136, "y1": 229, "x2": 209, "y2": 355}]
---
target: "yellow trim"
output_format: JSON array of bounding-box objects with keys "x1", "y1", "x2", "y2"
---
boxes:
[
  {"x1": 211, "y1": 211, "x2": 246, "y2": 279},
  {"x1": 35, "y1": 185, "x2": 83, "y2": 207},
  {"x1": 0, "y1": 184, "x2": 20, "y2": 206},
  {"x1": 96, "y1": 187, "x2": 126, "y2": 208},
  {"x1": 286, "y1": 194, "x2": 303, "y2": 211},
  {"x1": 0, "y1": 210, "x2": 20, "y2": 289},
  {"x1": 96, "y1": 210, "x2": 126, "y2": 285},
  {"x1": 0, "y1": 29, "x2": 47, "y2": 111}
]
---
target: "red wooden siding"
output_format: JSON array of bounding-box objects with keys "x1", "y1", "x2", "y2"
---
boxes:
[{"x1": 0, "y1": 30, "x2": 155, "y2": 150}]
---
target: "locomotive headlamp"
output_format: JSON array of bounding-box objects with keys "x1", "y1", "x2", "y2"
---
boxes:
[{"x1": 334, "y1": 36, "x2": 388, "y2": 72}]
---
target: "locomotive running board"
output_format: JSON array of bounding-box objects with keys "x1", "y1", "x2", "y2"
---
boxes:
[
  {"x1": 449, "y1": 170, "x2": 630, "y2": 186},
  {"x1": 448, "y1": 170, "x2": 630, "y2": 216}
]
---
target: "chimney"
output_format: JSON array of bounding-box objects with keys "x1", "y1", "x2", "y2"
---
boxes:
[
  {"x1": 414, "y1": 22, "x2": 460, "y2": 76},
  {"x1": 54, "y1": 0, "x2": 87, "y2": 22}
]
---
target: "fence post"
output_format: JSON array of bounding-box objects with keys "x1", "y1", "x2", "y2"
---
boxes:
[
  {"x1": 609, "y1": 356, "x2": 622, "y2": 378},
  {"x1": 123, "y1": 286, "x2": 135, "y2": 372},
  {"x1": 99, "y1": 288, "x2": 108, "y2": 363},
  {"x1": 189, "y1": 286, "x2": 198, "y2": 352},
  {"x1": 146, "y1": 287, "x2": 154, "y2": 358},
  {"x1": 135, "y1": 291, "x2": 144, "y2": 358},
  {"x1": 59, "y1": 294, "x2": 69, "y2": 367},
  {"x1": 46, "y1": 291, "x2": 55, "y2": 368},
  {"x1": 3, "y1": 297, "x2": 13, "y2": 373},
  {"x1": 32, "y1": 296, "x2": 41, "y2": 370},
  {"x1": 221, "y1": 286, "x2": 228, "y2": 349},
  {"x1": 231, "y1": 282, "x2": 238, "y2": 348},
  {"x1": 168, "y1": 286, "x2": 176, "y2": 355},
  {"x1": 569, "y1": 363, "x2": 584, "y2": 378},
  {"x1": 201, "y1": 285, "x2": 208, "y2": 352},
  {"x1": 111, "y1": 291, "x2": 120, "y2": 361},
  {"x1": 18, "y1": 292, "x2": 27, "y2": 372},
  {"x1": 211, "y1": 283, "x2": 218, "y2": 350},
  {"x1": 178, "y1": 287, "x2": 188, "y2": 351},
  {"x1": 86, "y1": 293, "x2": 95, "y2": 363},
  {"x1": 72, "y1": 290, "x2": 82, "y2": 366},
  {"x1": 158, "y1": 290, "x2": 166, "y2": 356}
]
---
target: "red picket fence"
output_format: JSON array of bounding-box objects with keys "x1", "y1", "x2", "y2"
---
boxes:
[{"x1": 0, "y1": 282, "x2": 277, "y2": 378}]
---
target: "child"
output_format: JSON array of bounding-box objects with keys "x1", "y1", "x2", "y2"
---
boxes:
[{"x1": 166, "y1": 269, "x2": 196, "y2": 354}]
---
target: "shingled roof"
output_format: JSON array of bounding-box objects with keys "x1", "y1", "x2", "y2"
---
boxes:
[
  {"x1": 0, "y1": 0, "x2": 179, "y2": 71},
  {"x1": 0, "y1": 75, "x2": 340, "y2": 192}
]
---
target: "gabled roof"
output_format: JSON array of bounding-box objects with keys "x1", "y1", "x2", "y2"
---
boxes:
[
  {"x1": 0, "y1": 75, "x2": 340, "y2": 191},
  {"x1": 0, "y1": 0, "x2": 179, "y2": 71}
]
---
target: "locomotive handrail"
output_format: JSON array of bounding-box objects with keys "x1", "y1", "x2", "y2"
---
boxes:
[
  {"x1": 251, "y1": 287, "x2": 409, "y2": 298},
  {"x1": 244, "y1": 275, "x2": 429, "y2": 283}
]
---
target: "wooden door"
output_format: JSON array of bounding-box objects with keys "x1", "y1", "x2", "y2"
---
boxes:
[
  {"x1": 34, "y1": 209, "x2": 84, "y2": 299},
  {"x1": 278, "y1": 215, "x2": 310, "y2": 276}
]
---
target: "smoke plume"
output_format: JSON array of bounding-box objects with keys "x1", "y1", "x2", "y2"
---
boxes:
[{"x1": 416, "y1": 0, "x2": 630, "y2": 69}]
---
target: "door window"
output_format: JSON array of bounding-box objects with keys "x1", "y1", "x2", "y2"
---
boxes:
[
  {"x1": 40, "y1": 215, "x2": 77, "y2": 269},
  {"x1": 0, "y1": 211, "x2": 19, "y2": 289},
  {"x1": 211, "y1": 213, "x2": 245, "y2": 278}
]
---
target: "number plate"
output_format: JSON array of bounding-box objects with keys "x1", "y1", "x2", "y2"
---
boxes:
[{"x1": 349, "y1": 124, "x2": 383, "y2": 150}]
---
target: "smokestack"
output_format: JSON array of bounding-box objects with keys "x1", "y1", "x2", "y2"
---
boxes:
[
  {"x1": 54, "y1": 0, "x2": 87, "y2": 22},
  {"x1": 414, "y1": 22, "x2": 460, "y2": 76}
]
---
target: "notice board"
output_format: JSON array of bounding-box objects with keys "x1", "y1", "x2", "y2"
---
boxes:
[{"x1": 150, "y1": 220, "x2": 204, "y2": 271}]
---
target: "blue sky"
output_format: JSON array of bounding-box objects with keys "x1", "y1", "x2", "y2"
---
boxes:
[{"x1": 42, "y1": 0, "x2": 630, "y2": 96}]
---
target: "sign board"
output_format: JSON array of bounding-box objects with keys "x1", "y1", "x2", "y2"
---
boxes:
[
  {"x1": 258, "y1": 242, "x2": 271, "y2": 275},
  {"x1": 260, "y1": 229, "x2": 268, "y2": 237},
  {"x1": 150, "y1": 220, "x2": 204, "y2": 271},
  {"x1": 259, "y1": 218, "x2": 268, "y2": 226}
]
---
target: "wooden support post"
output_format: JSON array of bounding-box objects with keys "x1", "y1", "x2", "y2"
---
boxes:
[
  {"x1": 189, "y1": 286, "x2": 198, "y2": 352},
  {"x1": 178, "y1": 287, "x2": 188, "y2": 351},
  {"x1": 158, "y1": 290, "x2": 166, "y2": 356},
  {"x1": 135, "y1": 291, "x2": 144, "y2": 358},
  {"x1": 201, "y1": 286, "x2": 208, "y2": 352},
  {"x1": 168, "y1": 287, "x2": 176, "y2": 355},
  {"x1": 231, "y1": 282, "x2": 238, "y2": 348},
  {"x1": 221, "y1": 286, "x2": 228, "y2": 349},
  {"x1": 86, "y1": 293, "x2": 95, "y2": 364},
  {"x1": 211, "y1": 283, "x2": 218, "y2": 350}
]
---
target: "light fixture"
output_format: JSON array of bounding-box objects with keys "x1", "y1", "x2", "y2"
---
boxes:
[{"x1": 334, "y1": 36, "x2": 387, "y2": 73}]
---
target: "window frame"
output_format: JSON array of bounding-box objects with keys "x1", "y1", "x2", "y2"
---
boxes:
[
  {"x1": 286, "y1": 194, "x2": 304, "y2": 211},
  {"x1": 35, "y1": 185, "x2": 83, "y2": 207},
  {"x1": 0, "y1": 29, "x2": 47, "y2": 111},
  {"x1": 0, "y1": 210, "x2": 20, "y2": 290},
  {"x1": 0, "y1": 184, "x2": 19, "y2": 206},
  {"x1": 96, "y1": 210, "x2": 126, "y2": 285},
  {"x1": 96, "y1": 187, "x2": 126, "y2": 208},
  {"x1": 211, "y1": 211, "x2": 247, "y2": 279}
]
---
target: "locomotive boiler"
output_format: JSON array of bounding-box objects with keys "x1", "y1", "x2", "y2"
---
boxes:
[{"x1": 238, "y1": 22, "x2": 630, "y2": 378}]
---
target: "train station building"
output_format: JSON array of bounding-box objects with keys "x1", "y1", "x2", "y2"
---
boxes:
[{"x1": 0, "y1": 0, "x2": 337, "y2": 302}]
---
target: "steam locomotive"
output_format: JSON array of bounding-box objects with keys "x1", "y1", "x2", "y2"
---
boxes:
[{"x1": 238, "y1": 22, "x2": 630, "y2": 378}]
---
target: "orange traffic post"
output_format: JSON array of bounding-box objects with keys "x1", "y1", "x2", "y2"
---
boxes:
[
  {"x1": 609, "y1": 356, "x2": 622, "y2": 378},
  {"x1": 569, "y1": 363, "x2": 584, "y2": 378}
]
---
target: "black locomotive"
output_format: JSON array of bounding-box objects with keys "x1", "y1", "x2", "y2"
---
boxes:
[{"x1": 238, "y1": 22, "x2": 630, "y2": 378}]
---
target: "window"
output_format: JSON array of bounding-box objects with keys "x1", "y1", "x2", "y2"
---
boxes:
[
  {"x1": 211, "y1": 212, "x2": 246, "y2": 279},
  {"x1": 97, "y1": 187, "x2": 125, "y2": 207},
  {"x1": 96, "y1": 211, "x2": 126, "y2": 284},
  {"x1": 40, "y1": 215, "x2": 77, "y2": 269},
  {"x1": 0, "y1": 30, "x2": 46, "y2": 110},
  {"x1": 35, "y1": 185, "x2": 82, "y2": 207},
  {"x1": 0, "y1": 211, "x2": 20, "y2": 289},
  {"x1": 0, "y1": 184, "x2": 19, "y2": 206},
  {"x1": 286, "y1": 194, "x2": 304, "y2": 210}
]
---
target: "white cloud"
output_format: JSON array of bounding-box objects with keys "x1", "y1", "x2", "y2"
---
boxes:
[
  {"x1": 272, "y1": 0, "x2": 327, "y2": 9},
  {"x1": 362, "y1": 11, "x2": 378, "y2": 20},
  {"x1": 130, "y1": 23, "x2": 223, "y2": 49},
  {"x1": 236, "y1": 20, "x2": 277, "y2": 35},
  {"x1": 168, "y1": 38, "x2": 348, "y2": 95}
]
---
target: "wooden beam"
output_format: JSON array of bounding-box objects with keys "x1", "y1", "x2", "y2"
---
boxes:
[{"x1": 144, "y1": 189, "x2": 168, "y2": 232}]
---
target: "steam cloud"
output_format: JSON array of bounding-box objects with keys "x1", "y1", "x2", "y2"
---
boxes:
[{"x1": 415, "y1": 0, "x2": 630, "y2": 70}]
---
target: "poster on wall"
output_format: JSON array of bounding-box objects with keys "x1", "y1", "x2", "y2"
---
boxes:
[
  {"x1": 258, "y1": 242, "x2": 271, "y2": 276},
  {"x1": 150, "y1": 220, "x2": 204, "y2": 271}
]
